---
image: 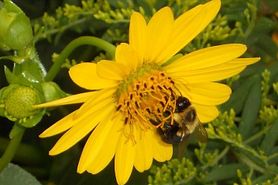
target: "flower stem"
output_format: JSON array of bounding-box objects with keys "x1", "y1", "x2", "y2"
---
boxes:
[
  {"x1": 0, "y1": 137, "x2": 43, "y2": 165},
  {"x1": 0, "y1": 125, "x2": 25, "y2": 172},
  {"x1": 45, "y1": 36, "x2": 116, "y2": 81}
]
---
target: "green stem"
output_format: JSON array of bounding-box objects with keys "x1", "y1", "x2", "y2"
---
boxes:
[
  {"x1": 243, "y1": 0, "x2": 257, "y2": 39},
  {"x1": 0, "y1": 137, "x2": 43, "y2": 165},
  {"x1": 202, "y1": 146, "x2": 230, "y2": 170},
  {"x1": 235, "y1": 152, "x2": 267, "y2": 174},
  {"x1": 268, "y1": 152, "x2": 278, "y2": 161},
  {"x1": 45, "y1": 36, "x2": 116, "y2": 81},
  {"x1": 244, "y1": 124, "x2": 272, "y2": 144},
  {"x1": 0, "y1": 125, "x2": 25, "y2": 172}
]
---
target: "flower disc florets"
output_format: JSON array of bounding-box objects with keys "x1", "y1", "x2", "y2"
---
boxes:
[
  {"x1": 115, "y1": 63, "x2": 178, "y2": 132},
  {"x1": 1, "y1": 85, "x2": 41, "y2": 122}
]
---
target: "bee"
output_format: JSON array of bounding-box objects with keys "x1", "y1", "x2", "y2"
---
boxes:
[{"x1": 157, "y1": 96, "x2": 208, "y2": 144}]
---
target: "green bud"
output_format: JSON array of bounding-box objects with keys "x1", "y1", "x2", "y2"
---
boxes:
[
  {"x1": 0, "y1": 84, "x2": 43, "y2": 127},
  {"x1": 0, "y1": 0, "x2": 33, "y2": 50}
]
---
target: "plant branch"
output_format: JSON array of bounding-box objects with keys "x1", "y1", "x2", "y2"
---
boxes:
[{"x1": 45, "y1": 36, "x2": 116, "y2": 81}]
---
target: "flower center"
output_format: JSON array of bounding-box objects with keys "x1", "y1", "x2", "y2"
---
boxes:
[{"x1": 115, "y1": 63, "x2": 178, "y2": 134}]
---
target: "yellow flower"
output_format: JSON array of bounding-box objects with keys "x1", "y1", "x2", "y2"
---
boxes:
[{"x1": 36, "y1": 0, "x2": 260, "y2": 184}]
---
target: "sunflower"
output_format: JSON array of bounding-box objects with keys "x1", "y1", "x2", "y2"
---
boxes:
[{"x1": 36, "y1": 0, "x2": 260, "y2": 184}]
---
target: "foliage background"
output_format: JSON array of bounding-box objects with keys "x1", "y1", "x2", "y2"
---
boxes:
[{"x1": 0, "y1": 0, "x2": 278, "y2": 184}]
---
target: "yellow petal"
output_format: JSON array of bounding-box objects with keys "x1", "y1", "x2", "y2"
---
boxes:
[
  {"x1": 86, "y1": 115, "x2": 123, "y2": 174},
  {"x1": 176, "y1": 82, "x2": 231, "y2": 106},
  {"x1": 145, "y1": 7, "x2": 174, "y2": 63},
  {"x1": 34, "y1": 92, "x2": 96, "y2": 108},
  {"x1": 165, "y1": 44, "x2": 247, "y2": 73},
  {"x1": 169, "y1": 57, "x2": 260, "y2": 83},
  {"x1": 151, "y1": 131, "x2": 173, "y2": 162},
  {"x1": 74, "y1": 89, "x2": 115, "y2": 119},
  {"x1": 129, "y1": 12, "x2": 147, "y2": 61},
  {"x1": 39, "y1": 110, "x2": 77, "y2": 138},
  {"x1": 115, "y1": 43, "x2": 142, "y2": 71},
  {"x1": 227, "y1": 57, "x2": 260, "y2": 66},
  {"x1": 174, "y1": 66, "x2": 246, "y2": 83},
  {"x1": 194, "y1": 104, "x2": 219, "y2": 123},
  {"x1": 169, "y1": 57, "x2": 260, "y2": 77},
  {"x1": 115, "y1": 135, "x2": 136, "y2": 185},
  {"x1": 96, "y1": 60, "x2": 128, "y2": 80},
  {"x1": 49, "y1": 102, "x2": 114, "y2": 155},
  {"x1": 69, "y1": 62, "x2": 118, "y2": 90},
  {"x1": 78, "y1": 114, "x2": 123, "y2": 173},
  {"x1": 134, "y1": 129, "x2": 153, "y2": 172},
  {"x1": 158, "y1": 0, "x2": 221, "y2": 63}
]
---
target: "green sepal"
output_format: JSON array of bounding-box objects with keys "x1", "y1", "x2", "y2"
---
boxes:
[
  {"x1": 4, "y1": 59, "x2": 45, "y2": 87},
  {"x1": 0, "y1": 87, "x2": 6, "y2": 117},
  {"x1": 13, "y1": 59, "x2": 45, "y2": 83},
  {"x1": 16, "y1": 109, "x2": 45, "y2": 128},
  {"x1": 4, "y1": 66, "x2": 40, "y2": 88},
  {"x1": 41, "y1": 82, "x2": 68, "y2": 103}
]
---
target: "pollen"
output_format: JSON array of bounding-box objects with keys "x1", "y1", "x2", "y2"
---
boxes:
[{"x1": 116, "y1": 64, "x2": 178, "y2": 136}]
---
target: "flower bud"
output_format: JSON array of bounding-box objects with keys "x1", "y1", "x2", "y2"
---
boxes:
[
  {"x1": 0, "y1": 0, "x2": 33, "y2": 50},
  {"x1": 0, "y1": 84, "x2": 43, "y2": 126}
]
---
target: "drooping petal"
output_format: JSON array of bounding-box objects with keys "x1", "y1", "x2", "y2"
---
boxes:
[
  {"x1": 96, "y1": 60, "x2": 128, "y2": 80},
  {"x1": 164, "y1": 44, "x2": 247, "y2": 73},
  {"x1": 134, "y1": 129, "x2": 153, "y2": 172},
  {"x1": 115, "y1": 135, "x2": 136, "y2": 185},
  {"x1": 175, "y1": 82, "x2": 231, "y2": 106},
  {"x1": 49, "y1": 100, "x2": 114, "y2": 155},
  {"x1": 145, "y1": 7, "x2": 174, "y2": 63},
  {"x1": 34, "y1": 92, "x2": 96, "y2": 108},
  {"x1": 151, "y1": 131, "x2": 173, "y2": 162},
  {"x1": 129, "y1": 12, "x2": 147, "y2": 60},
  {"x1": 69, "y1": 62, "x2": 119, "y2": 90},
  {"x1": 158, "y1": 0, "x2": 221, "y2": 64},
  {"x1": 86, "y1": 115, "x2": 124, "y2": 174},
  {"x1": 78, "y1": 114, "x2": 123, "y2": 173},
  {"x1": 194, "y1": 104, "x2": 219, "y2": 123},
  {"x1": 115, "y1": 43, "x2": 142, "y2": 71}
]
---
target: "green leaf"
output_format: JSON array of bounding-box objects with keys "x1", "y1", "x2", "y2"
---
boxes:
[
  {"x1": 222, "y1": 76, "x2": 256, "y2": 113},
  {"x1": 260, "y1": 119, "x2": 278, "y2": 155},
  {"x1": 0, "y1": 163, "x2": 41, "y2": 185},
  {"x1": 239, "y1": 75, "x2": 261, "y2": 139},
  {"x1": 265, "y1": 0, "x2": 278, "y2": 11},
  {"x1": 249, "y1": 17, "x2": 276, "y2": 37},
  {"x1": 203, "y1": 163, "x2": 247, "y2": 182}
]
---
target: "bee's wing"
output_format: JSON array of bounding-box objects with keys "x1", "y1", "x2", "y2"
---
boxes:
[
  {"x1": 177, "y1": 135, "x2": 189, "y2": 159},
  {"x1": 177, "y1": 122, "x2": 190, "y2": 159},
  {"x1": 193, "y1": 123, "x2": 208, "y2": 143}
]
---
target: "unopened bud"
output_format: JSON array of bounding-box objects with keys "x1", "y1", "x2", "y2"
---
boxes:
[
  {"x1": 0, "y1": 0, "x2": 33, "y2": 50},
  {"x1": 1, "y1": 85, "x2": 42, "y2": 123}
]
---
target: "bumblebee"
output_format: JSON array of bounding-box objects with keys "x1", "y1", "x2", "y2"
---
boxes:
[{"x1": 157, "y1": 96, "x2": 208, "y2": 144}]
